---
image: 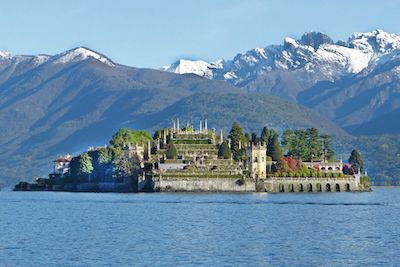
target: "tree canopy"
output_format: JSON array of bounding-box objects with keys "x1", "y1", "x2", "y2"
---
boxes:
[
  {"x1": 110, "y1": 129, "x2": 152, "y2": 148},
  {"x1": 282, "y1": 128, "x2": 334, "y2": 162}
]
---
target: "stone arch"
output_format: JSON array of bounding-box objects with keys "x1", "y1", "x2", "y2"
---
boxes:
[
  {"x1": 335, "y1": 167, "x2": 340, "y2": 171},
  {"x1": 328, "y1": 167, "x2": 333, "y2": 171},
  {"x1": 321, "y1": 167, "x2": 326, "y2": 171},
  {"x1": 326, "y1": 183, "x2": 331, "y2": 192},
  {"x1": 307, "y1": 183, "x2": 313, "y2": 192},
  {"x1": 289, "y1": 184, "x2": 294, "y2": 192},
  {"x1": 298, "y1": 184, "x2": 304, "y2": 192},
  {"x1": 279, "y1": 183, "x2": 285, "y2": 192},
  {"x1": 335, "y1": 184, "x2": 340, "y2": 192},
  {"x1": 345, "y1": 183, "x2": 350, "y2": 192},
  {"x1": 316, "y1": 183, "x2": 321, "y2": 192}
]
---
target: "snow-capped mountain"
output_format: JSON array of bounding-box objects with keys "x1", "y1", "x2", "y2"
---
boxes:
[
  {"x1": 0, "y1": 47, "x2": 114, "y2": 71},
  {"x1": 52, "y1": 47, "x2": 115, "y2": 66},
  {"x1": 161, "y1": 59, "x2": 214, "y2": 79},
  {"x1": 162, "y1": 30, "x2": 400, "y2": 135},
  {"x1": 162, "y1": 30, "x2": 400, "y2": 85},
  {"x1": 0, "y1": 47, "x2": 115, "y2": 85}
]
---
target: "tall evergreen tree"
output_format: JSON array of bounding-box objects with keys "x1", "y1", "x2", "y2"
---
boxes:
[
  {"x1": 260, "y1": 127, "x2": 270, "y2": 145},
  {"x1": 218, "y1": 141, "x2": 232, "y2": 159},
  {"x1": 349, "y1": 149, "x2": 364, "y2": 174},
  {"x1": 229, "y1": 122, "x2": 245, "y2": 161},
  {"x1": 306, "y1": 128, "x2": 322, "y2": 162},
  {"x1": 267, "y1": 133, "x2": 283, "y2": 161},
  {"x1": 166, "y1": 143, "x2": 178, "y2": 159},
  {"x1": 320, "y1": 134, "x2": 335, "y2": 162},
  {"x1": 244, "y1": 133, "x2": 251, "y2": 144},
  {"x1": 251, "y1": 132, "x2": 259, "y2": 144}
]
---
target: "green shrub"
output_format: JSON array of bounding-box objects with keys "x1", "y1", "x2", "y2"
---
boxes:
[
  {"x1": 218, "y1": 141, "x2": 232, "y2": 159},
  {"x1": 166, "y1": 143, "x2": 178, "y2": 159},
  {"x1": 360, "y1": 176, "x2": 371, "y2": 185}
]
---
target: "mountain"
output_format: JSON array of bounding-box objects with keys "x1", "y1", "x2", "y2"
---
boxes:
[
  {"x1": 162, "y1": 30, "x2": 400, "y2": 135},
  {"x1": 0, "y1": 47, "x2": 346, "y2": 187}
]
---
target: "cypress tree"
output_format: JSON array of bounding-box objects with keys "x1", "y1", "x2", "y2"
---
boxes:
[
  {"x1": 229, "y1": 122, "x2": 245, "y2": 161},
  {"x1": 349, "y1": 149, "x2": 364, "y2": 174},
  {"x1": 166, "y1": 143, "x2": 178, "y2": 159},
  {"x1": 267, "y1": 133, "x2": 283, "y2": 161},
  {"x1": 251, "y1": 132, "x2": 258, "y2": 144},
  {"x1": 218, "y1": 141, "x2": 232, "y2": 159},
  {"x1": 260, "y1": 127, "x2": 270, "y2": 145}
]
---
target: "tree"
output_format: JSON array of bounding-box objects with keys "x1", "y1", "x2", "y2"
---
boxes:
[
  {"x1": 320, "y1": 134, "x2": 335, "y2": 162},
  {"x1": 79, "y1": 152, "x2": 93, "y2": 175},
  {"x1": 218, "y1": 141, "x2": 232, "y2": 159},
  {"x1": 251, "y1": 132, "x2": 259, "y2": 144},
  {"x1": 267, "y1": 133, "x2": 283, "y2": 161},
  {"x1": 244, "y1": 133, "x2": 251, "y2": 144},
  {"x1": 349, "y1": 149, "x2": 364, "y2": 174},
  {"x1": 68, "y1": 156, "x2": 81, "y2": 177},
  {"x1": 88, "y1": 147, "x2": 116, "y2": 180},
  {"x1": 110, "y1": 128, "x2": 152, "y2": 148},
  {"x1": 306, "y1": 128, "x2": 322, "y2": 162},
  {"x1": 166, "y1": 143, "x2": 178, "y2": 159},
  {"x1": 229, "y1": 122, "x2": 246, "y2": 161},
  {"x1": 116, "y1": 151, "x2": 141, "y2": 177},
  {"x1": 260, "y1": 127, "x2": 270, "y2": 145}
]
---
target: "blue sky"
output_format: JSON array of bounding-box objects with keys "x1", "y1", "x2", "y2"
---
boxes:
[{"x1": 1, "y1": 0, "x2": 399, "y2": 68}]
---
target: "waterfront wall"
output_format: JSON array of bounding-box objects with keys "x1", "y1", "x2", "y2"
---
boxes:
[
  {"x1": 150, "y1": 175, "x2": 364, "y2": 192},
  {"x1": 263, "y1": 175, "x2": 361, "y2": 192},
  {"x1": 154, "y1": 178, "x2": 256, "y2": 192}
]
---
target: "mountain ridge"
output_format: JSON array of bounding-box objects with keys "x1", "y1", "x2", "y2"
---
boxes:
[{"x1": 161, "y1": 29, "x2": 400, "y2": 135}]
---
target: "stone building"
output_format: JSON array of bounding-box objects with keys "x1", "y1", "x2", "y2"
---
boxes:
[
  {"x1": 245, "y1": 142, "x2": 267, "y2": 179},
  {"x1": 54, "y1": 154, "x2": 72, "y2": 175}
]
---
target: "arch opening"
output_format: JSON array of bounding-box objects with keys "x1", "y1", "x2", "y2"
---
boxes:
[
  {"x1": 345, "y1": 183, "x2": 350, "y2": 192},
  {"x1": 289, "y1": 184, "x2": 294, "y2": 192},
  {"x1": 335, "y1": 184, "x2": 340, "y2": 192},
  {"x1": 307, "y1": 183, "x2": 313, "y2": 192},
  {"x1": 279, "y1": 183, "x2": 285, "y2": 192},
  {"x1": 298, "y1": 184, "x2": 304, "y2": 192},
  {"x1": 326, "y1": 183, "x2": 331, "y2": 192}
]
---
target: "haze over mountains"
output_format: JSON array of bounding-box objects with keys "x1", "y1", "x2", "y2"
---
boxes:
[
  {"x1": 0, "y1": 46, "x2": 347, "y2": 187},
  {"x1": 163, "y1": 30, "x2": 400, "y2": 136}
]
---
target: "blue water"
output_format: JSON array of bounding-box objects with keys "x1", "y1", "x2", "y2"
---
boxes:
[{"x1": 1, "y1": 188, "x2": 399, "y2": 266}]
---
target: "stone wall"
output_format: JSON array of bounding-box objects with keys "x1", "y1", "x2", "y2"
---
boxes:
[
  {"x1": 154, "y1": 178, "x2": 255, "y2": 192},
  {"x1": 263, "y1": 175, "x2": 362, "y2": 192}
]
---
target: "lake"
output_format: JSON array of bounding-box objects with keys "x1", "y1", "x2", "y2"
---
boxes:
[{"x1": 0, "y1": 187, "x2": 399, "y2": 266}]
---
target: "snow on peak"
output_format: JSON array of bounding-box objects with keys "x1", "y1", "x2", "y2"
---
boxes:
[
  {"x1": 162, "y1": 59, "x2": 213, "y2": 78},
  {"x1": 349, "y1": 29, "x2": 400, "y2": 53},
  {"x1": 284, "y1": 37, "x2": 299, "y2": 49},
  {"x1": 0, "y1": 51, "x2": 11, "y2": 59},
  {"x1": 53, "y1": 47, "x2": 115, "y2": 67}
]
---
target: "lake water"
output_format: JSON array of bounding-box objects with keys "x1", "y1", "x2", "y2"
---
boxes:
[{"x1": 1, "y1": 187, "x2": 399, "y2": 266}]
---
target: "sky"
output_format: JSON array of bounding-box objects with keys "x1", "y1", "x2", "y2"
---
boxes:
[{"x1": 1, "y1": 0, "x2": 400, "y2": 68}]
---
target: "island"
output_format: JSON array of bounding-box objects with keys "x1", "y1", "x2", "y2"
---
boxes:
[{"x1": 14, "y1": 120, "x2": 371, "y2": 193}]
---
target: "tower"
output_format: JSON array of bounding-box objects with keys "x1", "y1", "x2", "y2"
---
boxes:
[{"x1": 245, "y1": 143, "x2": 267, "y2": 179}]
